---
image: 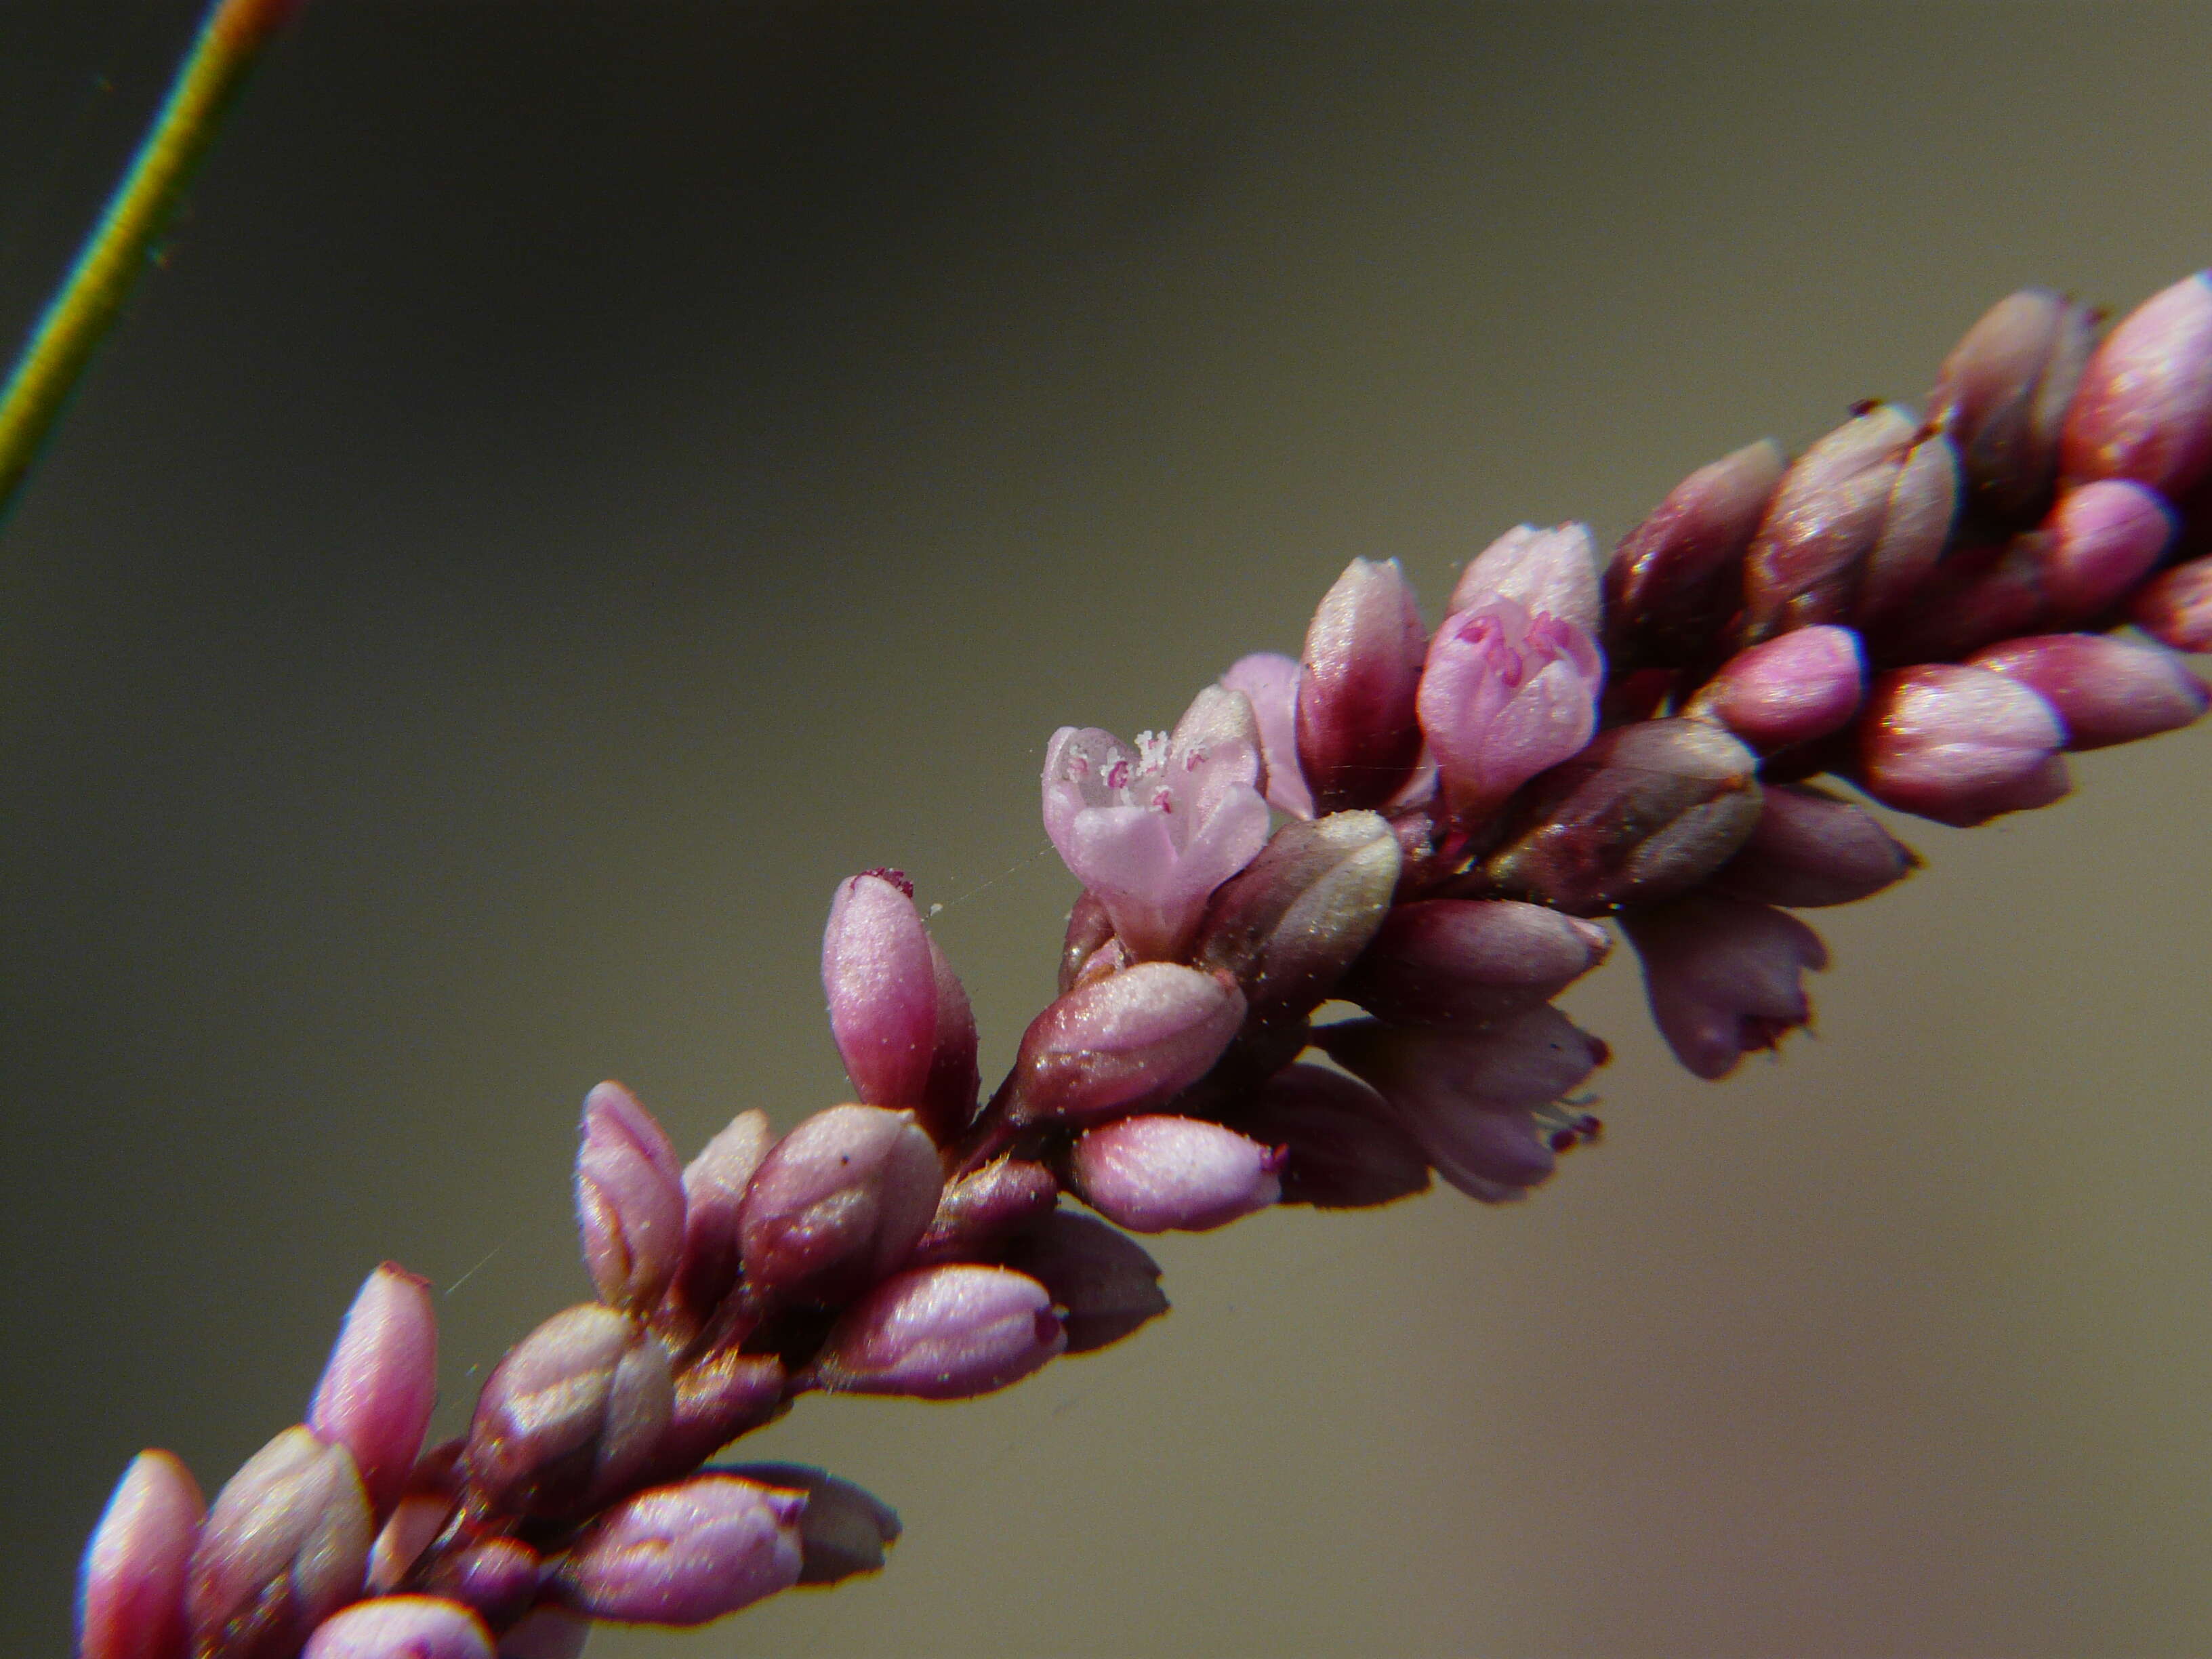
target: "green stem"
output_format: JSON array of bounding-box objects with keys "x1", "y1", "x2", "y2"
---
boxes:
[{"x1": 0, "y1": 0, "x2": 300, "y2": 525}]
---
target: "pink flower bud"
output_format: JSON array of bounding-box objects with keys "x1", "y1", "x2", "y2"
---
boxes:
[
  {"x1": 1479, "y1": 718, "x2": 1763, "y2": 914},
  {"x1": 365, "y1": 1442, "x2": 462, "y2": 1596},
  {"x1": 78, "y1": 1450, "x2": 202, "y2": 1659},
  {"x1": 186, "y1": 1427, "x2": 373, "y2": 1659},
  {"x1": 1042, "y1": 687, "x2": 1272, "y2": 961},
  {"x1": 670, "y1": 1109, "x2": 774, "y2": 1326},
  {"x1": 736, "y1": 1105, "x2": 941, "y2": 1303},
  {"x1": 1068, "y1": 1115, "x2": 1284, "y2": 1234},
  {"x1": 464, "y1": 1305, "x2": 674, "y2": 1520},
  {"x1": 1295, "y1": 557, "x2": 1429, "y2": 811},
  {"x1": 912, "y1": 1157, "x2": 1061, "y2": 1265},
  {"x1": 2034, "y1": 480, "x2": 2175, "y2": 621},
  {"x1": 722, "y1": 1463, "x2": 902, "y2": 1586},
  {"x1": 1927, "y1": 287, "x2": 2097, "y2": 524},
  {"x1": 1233, "y1": 1063, "x2": 1430, "y2": 1210},
  {"x1": 1605, "y1": 438, "x2": 1785, "y2": 668},
  {"x1": 1856, "y1": 664, "x2": 2070, "y2": 826},
  {"x1": 1969, "y1": 633, "x2": 2209, "y2": 751},
  {"x1": 575, "y1": 1082, "x2": 685, "y2": 1314},
  {"x1": 552, "y1": 1475, "x2": 806, "y2": 1626},
  {"x1": 1004, "y1": 962, "x2": 1246, "y2": 1128},
  {"x1": 409, "y1": 1538, "x2": 541, "y2": 1632},
  {"x1": 307, "y1": 1265, "x2": 438, "y2": 1523},
  {"x1": 1321, "y1": 1008, "x2": 1607, "y2": 1118},
  {"x1": 2062, "y1": 271, "x2": 2212, "y2": 499},
  {"x1": 821, "y1": 871, "x2": 977, "y2": 1143},
  {"x1": 1192, "y1": 811, "x2": 1401, "y2": 1026},
  {"x1": 1683, "y1": 626, "x2": 1864, "y2": 754},
  {"x1": 813, "y1": 1266, "x2": 1067, "y2": 1399},
  {"x1": 1625, "y1": 895, "x2": 1830, "y2": 1080},
  {"x1": 1340, "y1": 899, "x2": 1610, "y2": 1027},
  {"x1": 2131, "y1": 554, "x2": 2212, "y2": 652},
  {"x1": 495, "y1": 1609, "x2": 589, "y2": 1659},
  {"x1": 1219, "y1": 651, "x2": 1316, "y2": 817},
  {"x1": 1447, "y1": 523, "x2": 1602, "y2": 634},
  {"x1": 652, "y1": 1348, "x2": 787, "y2": 1479},
  {"x1": 1417, "y1": 597, "x2": 1604, "y2": 823},
  {"x1": 1002, "y1": 1212, "x2": 1170, "y2": 1355},
  {"x1": 302, "y1": 1597, "x2": 493, "y2": 1659},
  {"x1": 1710, "y1": 783, "x2": 1919, "y2": 909}
]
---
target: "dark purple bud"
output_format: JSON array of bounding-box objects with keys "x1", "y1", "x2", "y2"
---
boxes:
[
  {"x1": 653, "y1": 1348, "x2": 788, "y2": 1477},
  {"x1": 79, "y1": 1451, "x2": 201, "y2": 1659},
  {"x1": 2062, "y1": 271, "x2": 2212, "y2": 500},
  {"x1": 186, "y1": 1427, "x2": 372, "y2": 1659},
  {"x1": 1479, "y1": 718, "x2": 1764, "y2": 915},
  {"x1": 1069, "y1": 1115, "x2": 1284, "y2": 1234},
  {"x1": 1683, "y1": 625, "x2": 1864, "y2": 754},
  {"x1": 1447, "y1": 523, "x2": 1601, "y2": 632},
  {"x1": 1003, "y1": 962, "x2": 1246, "y2": 1128},
  {"x1": 1340, "y1": 899, "x2": 1610, "y2": 1027},
  {"x1": 813, "y1": 1266, "x2": 1066, "y2": 1399},
  {"x1": 1856, "y1": 664, "x2": 2070, "y2": 826},
  {"x1": 1625, "y1": 895, "x2": 1830, "y2": 1080},
  {"x1": 1320, "y1": 1008, "x2": 1607, "y2": 1117},
  {"x1": 464, "y1": 1305, "x2": 674, "y2": 1520},
  {"x1": 307, "y1": 1265, "x2": 438, "y2": 1523},
  {"x1": 2131, "y1": 554, "x2": 2212, "y2": 653},
  {"x1": 721, "y1": 1464, "x2": 902, "y2": 1587},
  {"x1": 1001, "y1": 1212, "x2": 1170, "y2": 1355},
  {"x1": 365, "y1": 1441, "x2": 462, "y2": 1596},
  {"x1": 1418, "y1": 598, "x2": 1605, "y2": 825},
  {"x1": 301, "y1": 1597, "x2": 493, "y2": 1659},
  {"x1": 1296, "y1": 557, "x2": 1429, "y2": 811},
  {"x1": 1927, "y1": 287, "x2": 2097, "y2": 524},
  {"x1": 1968, "y1": 633, "x2": 2209, "y2": 750},
  {"x1": 1605, "y1": 439, "x2": 1785, "y2": 668},
  {"x1": 495, "y1": 1610, "x2": 589, "y2": 1659},
  {"x1": 736, "y1": 1105, "x2": 941, "y2": 1303},
  {"x1": 1710, "y1": 783, "x2": 1918, "y2": 909},
  {"x1": 2033, "y1": 479, "x2": 2175, "y2": 623},
  {"x1": 552, "y1": 1475, "x2": 805, "y2": 1626},
  {"x1": 410, "y1": 1538, "x2": 542, "y2": 1633},
  {"x1": 912, "y1": 1157, "x2": 1062, "y2": 1266},
  {"x1": 1058, "y1": 890, "x2": 1120, "y2": 996},
  {"x1": 1234, "y1": 1063, "x2": 1431, "y2": 1210},
  {"x1": 821, "y1": 872, "x2": 977, "y2": 1143},
  {"x1": 1193, "y1": 811, "x2": 1401, "y2": 1025},
  {"x1": 1220, "y1": 651, "x2": 1316, "y2": 818},
  {"x1": 670, "y1": 1109, "x2": 773, "y2": 1326},
  {"x1": 576, "y1": 1082, "x2": 686, "y2": 1315}
]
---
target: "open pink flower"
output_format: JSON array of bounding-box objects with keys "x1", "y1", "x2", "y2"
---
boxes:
[
  {"x1": 1416, "y1": 597, "x2": 1603, "y2": 823},
  {"x1": 1042, "y1": 687, "x2": 1271, "y2": 961}
]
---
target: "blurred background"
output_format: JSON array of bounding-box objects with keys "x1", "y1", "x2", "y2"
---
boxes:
[{"x1": 4, "y1": 4, "x2": 2210, "y2": 1654}]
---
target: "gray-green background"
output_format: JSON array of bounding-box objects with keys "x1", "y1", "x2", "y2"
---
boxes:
[{"x1": 5, "y1": 5, "x2": 2210, "y2": 1654}]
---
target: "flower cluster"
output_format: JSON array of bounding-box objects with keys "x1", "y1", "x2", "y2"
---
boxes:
[{"x1": 79, "y1": 271, "x2": 2212, "y2": 1658}]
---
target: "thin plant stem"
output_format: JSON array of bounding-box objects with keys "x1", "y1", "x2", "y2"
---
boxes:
[{"x1": 0, "y1": 0, "x2": 300, "y2": 525}]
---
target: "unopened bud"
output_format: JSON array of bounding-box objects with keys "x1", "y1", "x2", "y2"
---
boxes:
[
  {"x1": 1296, "y1": 557, "x2": 1429, "y2": 811},
  {"x1": 576, "y1": 1082, "x2": 686, "y2": 1314},
  {"x1": 1969, "y1": 633, "x2": 2209, "y2": 750},
  {"x1": 186, "y1": 1427, "x2": 372, "y2": 1659},
  {"x1": 301, "y1": 1597, "x2": 493, "y2": 1659},
  {"x1": 1625, "y1": 895, "x2": 1830, "y2": 1080},
  {"x1": 464, "y1": 1305, "x2": 673, "y2": 1520},
  {"x1": 1193, "y1": 811, "x2": 1401, "y2": 1025},
  {"x1": 912, "y1": 1157, "x2": 1061, "y2": 1266},
  {"x1": 2033, "y1": 479, "x2": 2175, "y2": 622},
  {"x1": 1234, "y1": 1063, "x2": 1431, "y2": 1210},
  {"x1": 2131, "y1": 554, "x2": 2212, "y2": 653},
  {"x1": 722, "y1": 1463, "x2": 902, "y2": 1586},
  {"x1": 1340, "y1": 899, "x2": 1610, "y2": 1026},
  {"x1": 1069, "y1": 1115, "x2": 1283, "y2": 1234},
  {"x1": 1320, "y1": 1008, "x2": 1607, "y2": 1118},
  {"x1": 1605, "y1": 438, "x2": 1784, "y2": 668},
  {"x1": 1002, "y1": 1212, "x2": 1170, "y2": 1355},
  {"x1": 1927, "y1": 287, "x2": 2097, "y2": 525},
  {"x1": 1057, "y1": 889, "x2": 1120, "y2": 996},
  {"x1": 2062, "y1": 270, "x2": 2212, "y2": 500},
  {"x1": 737, "y1": 1105, "x2": 941, "y2": 1303},
  {"x1": 1447, "y1": 523, "x2": 1601, "y2": 633},
  {"x1": 1004, "y1": 962, "x2": 1245, "y2": 1128},
  {"x1": 653, "y1": 1348, "x2": 788, "y2": 1477},
  {"x1": 1856, "y1": 664, "x2": 2070, "y2": 826},
  {"x1": 409, "y1": 1537, "x2": 541, "y2": 1632},
  {"x1": 307, "y1": 1265, "x2": 438, "y2": 1523},
  {"x1": 1220, "y1": 651, "x2": 1317, "y2": 817},
  {"x1": 1683, "y1": 626, "x2": 1864, "y2": 754},
  {"x1": 79, "y1": 1451, "x2": 202, "y2": 1659},
  {"x1": 670, "y1": 1109, "x2": 774, "y2": 1326},
  {"x1": 821, "y1": 871, "x2": 978, "y2": 1143},
  {"x1": 1418, "y1": 597, "x2": 1605, "y2": 825},
  {"x1": 813, "y1": 1266, "x2": 1066, "y2": 1400},
  {"x1": 1479, "y1": 718, "x2": 1763, "y2": 914},
  {"x1": 1710, "y1": 783, "x2": 1917, "y2": 909},
  {"x1": 552, "y1": 1475, "x2": 806, "y2": 1626}
]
